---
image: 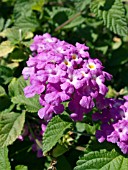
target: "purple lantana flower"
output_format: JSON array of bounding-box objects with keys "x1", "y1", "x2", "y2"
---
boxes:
[
  {"x1": 93, "y1": 95, "x2": 128, "y2": 154},
  {"x1": 22, "y1": 33, "x2": 112, "y2": 121}
]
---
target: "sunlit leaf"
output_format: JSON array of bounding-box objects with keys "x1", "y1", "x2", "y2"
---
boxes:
[
  {"x1": 43, "y1": 114, "x2": 73, "y2": 155},
  {"x1": 0, "y1": 41, "x2": 15, "y2": 57},
  {"x1": 0, "y1": 112, "x2": 25, "y2": 147},
  {"x1": 90, "y1": 0, "x2": 128, "y2": 36},
  {"x1": 74, "y1": 149, "x2": 128, "y2": 170},
  {"x1": 12, "y1": 95, "x2": 41, "y2": 113},
  {"x1": 15, "y1": 165, "x2": 28, "y2": 170},
  {"x1": 0, "y1": 147, "x2": 11, "y2": 170}
]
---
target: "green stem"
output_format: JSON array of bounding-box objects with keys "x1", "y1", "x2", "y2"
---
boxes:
[{"x1": 54, "y1": 12, "x2": 81, "y2": 32}]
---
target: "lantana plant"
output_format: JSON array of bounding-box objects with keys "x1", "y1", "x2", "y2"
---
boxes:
[{"x1": 22, "y1": 33, "x2": 128, "y2": 164}]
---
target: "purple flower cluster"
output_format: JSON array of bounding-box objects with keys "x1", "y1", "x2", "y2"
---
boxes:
[
  {"x1": 22, "y1": 33, "x2": 112, "y2": 121},
  {"x1": 93, "y1": 95, "x2": 128, "y2": 154},
  {"x1": 22, "y1": 33, "x2": 128, "y2": 155}
]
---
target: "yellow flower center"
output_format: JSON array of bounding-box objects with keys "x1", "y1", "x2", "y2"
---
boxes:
[
  {"x1": 64, "y1": 60, "x2": 71, "y2": 67},
  {"x1": 88, "y1": 63, "x2": 96, "y2": 70},
  {"x1": 64, "y1": 60, "x2": 68, "y2": 65},
  {"x1": 72, "y1": 54, "x2": 77, "y2": 60}
]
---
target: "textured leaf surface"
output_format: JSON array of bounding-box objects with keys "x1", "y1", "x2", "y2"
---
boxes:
[
  {"x1": 90, "y1": 0, "x2": 128, "y2": 36},
  {"x1": 13, "y1": 0, "x2": 44, "y2": 18},
  {"x1": 0, "y1": 112, "x2": 25, "y2": 147},
  {"x1": 12, "y1": 95, "x2": 41, "y2": 113},
  {"x1": 9, "y1": 76, "x2": 41, "y2": 112},
  {"x1": 74, "y1": 149, "x2": 128, "y2": 170},
  {"x1": 75, "y1": 0, "x2": 91, "y2": 12},
  {"x1": 0, "y1": 147, "x2": 11, "y2": 170},
  {"x1": 14, "y1": 15, "x2": 40, "y2": 32},
  {"x1": 8, "y1": 76, "x2": 27, "y2": 97},
  {"x1": 43, "y1": 114, "x2": 72, "y2": 155}
]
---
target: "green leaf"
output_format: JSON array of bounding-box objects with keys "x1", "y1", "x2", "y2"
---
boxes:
[
  {"x1": 0, "y1": 17, "x2": 4, "y2": 31},
  {"x1": 90, "y1": 0, "x2": 128, "y2": 36},
  {"x1": 23, "y1": 31, "x2": 33, "y2": 40},
  {"x1": 13, "y1": 0, "x2": 33, "y2": 19},
  {"x1": 74, "y1": 149, "x2": 128, "y2": 170},
  {"x1": 11, "y1": 94, "x2": 41, "y2": 113},
  {"x1": 0, "y1": 28, "x2": 21, "y2": 43},
  {"x1": 9, "y1": 49, "x2": 27, "y2": 62},
  {"x1": 56, "y1": 155, "x2": 72, "y2": 170},
  {"x1": 15, "y1": 165, "x2": 28, "y2": 170},
  {"x1": 32, "y1": 0, "x2": 45, "y2": 12},
  {"x1": 106, "y1": 86, "x2": 117, "y2": 98},
  {"x1": 0, "y1": 96, "x2": 11, "y2": 112},
  {"x1": 13, "y1": 0, "x2": 44, "y2": 18},
  {"x1": 0, "y1": 112, "x2": 25, "y2": 147},
  {"x1": 64, "y1": 15, "x2": 85, "y2": 29},
  {"x1": 0, "y1": 27, "x2": 33, "y2": 43},
  {"x1": 75, "y1": 0, "x2": 91, "y2": 12},
  {"x1": 0, "y1": 147, "x2": 11, "y2": 170},
  {"x1": 0, "y1": 66, "x2": 13, "y2": 85},
  {"x1": 51, "y1": 6, "x2": 85, "y2": 29},
  {"x1": 43, "y1": 114, "x2": 73, "y2": 155},
  {"x1": 0, "y1": 41, "x2": 15, "y2": 57},
  {"x1": 8, "y1": 76, "x2": 27, "y2": 97},
  {"x1": 0, "y1": 86, "x2": 6, "y2": 97},
  {"x1": 14, "y1": 15, "x2": 40, "y2": 32},
  {"x1": 46, "y1": 7, "x2": 72, "y2": 19},
  {"x1": 76, "y1": 122, "x2": 97, "y2": 135},
  {"x1": 51, "y1": 143, "x2": 69, "y2": 158},
  {"x1": 0, "y1": 86, "x2": 11, "y2": 112},
  {"x1": 76, "y1": 122, "x2": 86, "y2": 132}
]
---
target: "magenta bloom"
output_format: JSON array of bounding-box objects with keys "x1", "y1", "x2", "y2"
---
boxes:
[
  {"x1": 22, "y1": 33, "x2": 112, "y2": 121},
  {"x1": 93, "y1": 96, "x2": 128, "y2": 154}
]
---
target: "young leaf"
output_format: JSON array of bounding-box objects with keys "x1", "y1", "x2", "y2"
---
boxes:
[
  {"x1": 90, "y1": 0, "x2": 128, "y2": 36},
  {"x1": 0, "y1": 147, "x2": 11, "y2": 170},
  {"x1": 74, "y1": 149, "x2": 128, "y2": 170},
  {"x1": 0, "y1": 112, "x2": 25, "y2": 147},
  {"x1": 32, "y1": 0, "x2": 45, "y2": 12},
  {"x1": 43, "y1": 114, "x2": 73, "y2": 155}
]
